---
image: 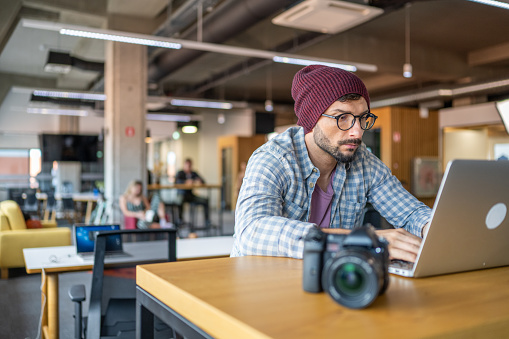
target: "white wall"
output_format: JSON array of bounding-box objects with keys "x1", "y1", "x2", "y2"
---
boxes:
[
  {"x1": 197, "y1": 109, "x2": 254, "y2": 186},
  {"x1": 443, "y1": 129, "x2": 489, "y2": 167},
  {"x1": 439, "y1": 101, "x2": 506, "y2": 168}
]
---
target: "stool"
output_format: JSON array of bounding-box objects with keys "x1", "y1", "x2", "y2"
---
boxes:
[{"x1": 188, "y1": 202, "x2": 211, "y2": 235}]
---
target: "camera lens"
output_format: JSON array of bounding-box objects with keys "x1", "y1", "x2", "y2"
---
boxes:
[
  {"x1": 322, "y1": 251, "x2": 382, "y2": 309},
  {"x1": 334, "y1": 263, "x2": 366, "y2": 296}
]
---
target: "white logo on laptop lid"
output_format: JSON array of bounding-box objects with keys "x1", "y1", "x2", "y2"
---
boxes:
[{"x1": 486, "y1": 203, "x2": 507, "y2": 230}]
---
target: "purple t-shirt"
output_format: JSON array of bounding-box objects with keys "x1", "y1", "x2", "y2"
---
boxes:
[{"x1": 308, "y1": 171, "x2": 335, "y2": 228}]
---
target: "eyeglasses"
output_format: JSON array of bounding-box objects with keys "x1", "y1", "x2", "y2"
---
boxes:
[{"x1": 321, "y1": 112, "x2": 378, "y2": 131}]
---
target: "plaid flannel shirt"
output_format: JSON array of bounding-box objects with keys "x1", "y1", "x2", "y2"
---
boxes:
[{"x1": 231, "y1": 127, "x2": 431, "y2": 259}]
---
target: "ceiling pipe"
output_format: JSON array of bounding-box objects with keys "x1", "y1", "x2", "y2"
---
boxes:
[
  {"x1": 371, "y1": 77, "x2": 509, "y2": 108},
  {"x1": 177, "y1": 31, "x2": 328, "y2": 96},
  {"x1": 152, "y1": 0, "x2": 219, "y2": 39},
  {"x1": 147, "y1": 0, "x2": 297, "y2": 84}
]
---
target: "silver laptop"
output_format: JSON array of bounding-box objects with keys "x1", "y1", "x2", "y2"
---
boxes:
[
  {"x1": 74, "y1": 224, "x2": 131, "y2": 261},
  {"x1": 389, "y1": 159, "x2": 509, "y2": 278}
]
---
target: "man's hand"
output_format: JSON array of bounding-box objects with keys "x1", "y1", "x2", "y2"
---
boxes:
[
  {"x1": 375, "y1": 228, "x2": 422, "y2": 263},
  {"x1": 321, "y1": 227, "x2": 424, "y2": 263}
]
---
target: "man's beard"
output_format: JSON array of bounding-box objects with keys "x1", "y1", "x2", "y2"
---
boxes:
[{"x1": 313, "y1": 124, "x2": 361, "y2": 163}]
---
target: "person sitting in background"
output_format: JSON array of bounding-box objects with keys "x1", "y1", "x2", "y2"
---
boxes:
[
  {"x1": 175, "y1": 158, "x2": 210, "y2": 227},
  {"x1": 119, "y1": 180, "x2": 169, "y2": 229}
]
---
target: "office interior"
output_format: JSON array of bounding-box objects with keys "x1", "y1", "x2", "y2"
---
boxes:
[{"x1": 0, "y1": 0, "x2": 509, "y2": 338}]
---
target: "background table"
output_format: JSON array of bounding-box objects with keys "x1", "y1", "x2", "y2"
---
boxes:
[
  {"x1": 24, "y1": 236, "x2": 234, "y2": 339},
  {"x1": 137, "y1": 256, "x2": 509, "y2": 339},
  {"x1": 147, "y1": 183, "x2": 224, "y2": 233},
  {"x1": 36, "y1": 192, "x2": 99, "y2": 223}
]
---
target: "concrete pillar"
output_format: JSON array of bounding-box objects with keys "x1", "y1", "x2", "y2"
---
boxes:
[{"x1": 104, "y1": 41, "x2": 147, "y2": 222}]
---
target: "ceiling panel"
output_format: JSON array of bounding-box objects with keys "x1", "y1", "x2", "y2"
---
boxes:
[{"x1": 107, "y1": 0, "x2": 168, "y2": 18}]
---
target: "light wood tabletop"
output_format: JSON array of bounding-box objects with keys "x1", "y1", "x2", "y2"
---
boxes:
[{"x1": 137, "y1": 256, "x2": 509, "y2": 339}]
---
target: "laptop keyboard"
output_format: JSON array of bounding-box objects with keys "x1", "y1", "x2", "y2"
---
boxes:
[{"x1": 390, "y1": 259, "x2": 415, "y2": 270}]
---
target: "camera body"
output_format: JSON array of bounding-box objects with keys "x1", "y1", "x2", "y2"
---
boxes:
[{"x1": 302, "y1": 226, "x2": 390, "y2": 309}]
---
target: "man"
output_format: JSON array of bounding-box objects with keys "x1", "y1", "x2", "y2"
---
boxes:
[
  {"x1": 175, "y1": 158, "x2": 210, "y2": 227},
  {"x1": 232, "y1": 65, "x2": 431, "y2": 262}
]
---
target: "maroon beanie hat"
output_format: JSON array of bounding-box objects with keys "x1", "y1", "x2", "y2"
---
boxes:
[{"x1": 291, "y1": 65, "x2": 370, "y2": 134}]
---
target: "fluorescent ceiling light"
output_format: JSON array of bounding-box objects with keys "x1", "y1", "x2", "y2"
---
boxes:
[
  {"x1": 21, "y1": 19, "x2": 377, "y2": 73},
  {"x1": 496, "y1": 98, "x2": 509, "y2": 133},
  {"x1": 273, "y1": 56, "x2": 356, "y2": 71},
  {"x1": 33, "y1": 90, "x2": 106, "y2": 101},
  {"x1": 146, "y1": 113, "x2": 192, "y2": 122},
  {"x1": 31, "y1": 88, "x2": 245, "y2": 109},
  {"x1": 27, "y1": 107, "x2": 89, "y2": 116},
  {"x1": 466, "y1": 0, "x2": 509, "y2": 10},
  {"x1": 60, "y1": 29, "x2": 182, "y2": 49},
  {"x1": 171, "y1": 99, "x2": 233, "y2": 109}
]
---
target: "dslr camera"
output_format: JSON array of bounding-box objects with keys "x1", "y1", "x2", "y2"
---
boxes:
[{"x1": 302, "y1": 226, "x2": 390, "y2": 309}]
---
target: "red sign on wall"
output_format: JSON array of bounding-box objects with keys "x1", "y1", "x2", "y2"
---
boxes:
[{"x1": 125, "y1": 126, "x2": 135, "y2": 137}]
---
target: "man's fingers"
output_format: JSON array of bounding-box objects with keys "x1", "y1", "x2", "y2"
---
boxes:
[
  {"x1": 388, "y1": 247, "x2": 418, "y2": 263},
  {"x1": 376, "y1": 228, "x2": 423, "y2": 262},
  {"x1": 389, "y1": 236, "x2": 420, "y2": 254}
]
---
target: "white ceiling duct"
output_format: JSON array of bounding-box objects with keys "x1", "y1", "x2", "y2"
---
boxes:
[{"x1": 272, "y1": 0, "x2": 384, "y2": 34}]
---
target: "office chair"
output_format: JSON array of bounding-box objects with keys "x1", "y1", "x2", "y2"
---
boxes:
[
  {"x1": 61, "y1": 196, "x2": 81, "y2": 224},
  {"x1": 9, "y1": 189, "x2": 24, "y2": 207},
  {"x1": 361, "y1": 203, "x2": 391, "y2": 230},
  {"x1": 68, "y1": 229, "x2": 177, "y2": 339},
  {"x1": 160, "y1": 189, "x2": 184, "y2": 229},
  {"x1": 23, "y1": 189, "x2": 39, "y2": 215},
  {"x1": 43, "y1": 192, "x2": 57, "y2": 222}
]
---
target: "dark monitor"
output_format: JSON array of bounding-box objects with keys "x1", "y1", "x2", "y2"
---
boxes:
[
  {"x1": 40, "y1": 133, "x2": 102, "y2": 163},
  {"x1": 255, "y1": 112, "x2": 275, "y2": 134}
]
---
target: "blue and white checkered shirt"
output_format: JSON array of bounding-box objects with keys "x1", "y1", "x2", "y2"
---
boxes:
[{"x1": 231, "y1": 126, "x2": 431, "y2": 259}]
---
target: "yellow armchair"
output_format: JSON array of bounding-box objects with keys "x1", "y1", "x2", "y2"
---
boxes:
[{"x1": 0, "y1": 200, "x2": 71, "y2": 279}]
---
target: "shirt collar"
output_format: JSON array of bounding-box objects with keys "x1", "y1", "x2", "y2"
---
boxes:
[{"x1": 293, "y1": 127, "x2": 316, "y2": 180}]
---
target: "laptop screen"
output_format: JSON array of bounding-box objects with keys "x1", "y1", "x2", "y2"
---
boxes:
[{"x1": 74, "y1": 224, "x2": 122, "y2": 254}]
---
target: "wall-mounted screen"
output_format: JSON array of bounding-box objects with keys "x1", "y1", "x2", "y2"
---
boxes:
[{"x1": 40, "y1": 134, "x2": 102, "y2": 163}]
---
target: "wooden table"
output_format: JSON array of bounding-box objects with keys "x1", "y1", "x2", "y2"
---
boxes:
[
  {"x1": 36, "y1": 192, "x2": 99, "y2": 223},
  {"x1": 137, "y1": 256, "x2": 509, "y2": 339},
  {"x1": 147, "y1": 183, "x2": 224, "y2": 233},
  {"x1": 24, "y1": 236, "x2": 234, "y2": 339},
  {"x1": 147, "y1": 184, "x2": 222, "y2": 190}
]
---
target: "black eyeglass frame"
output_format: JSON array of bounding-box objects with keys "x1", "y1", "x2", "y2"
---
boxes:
[{"x1": 321, "y1": 112, "x2": 378, "y2": 131}]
